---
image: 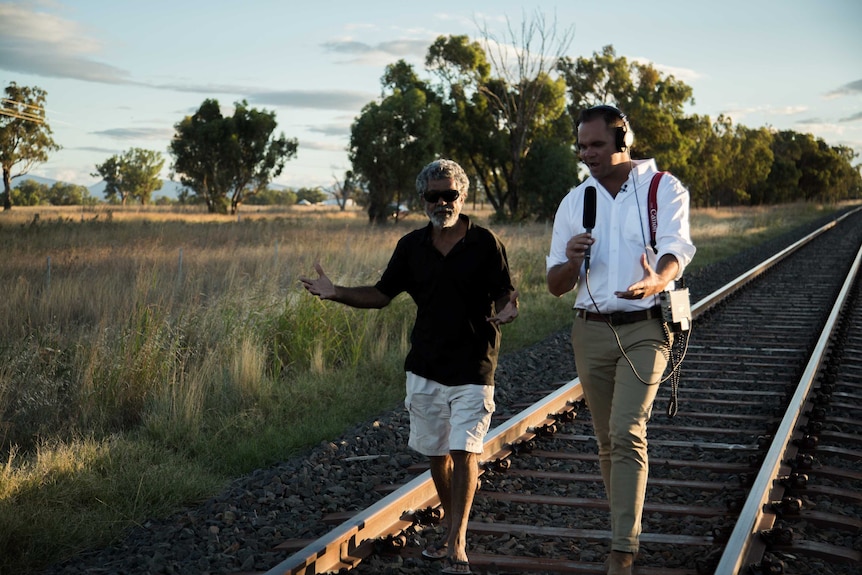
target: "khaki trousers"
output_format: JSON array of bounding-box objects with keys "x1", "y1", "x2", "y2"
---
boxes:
[{"x1": 571, "y1": 316, "x2": 670, "y2": 554}]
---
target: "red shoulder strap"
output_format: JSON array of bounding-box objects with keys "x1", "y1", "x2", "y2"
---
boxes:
[{"x1": 648, "y1": 171, "x2": 667, "y2": 254}]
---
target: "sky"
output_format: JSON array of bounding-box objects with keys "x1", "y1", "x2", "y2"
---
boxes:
[{"x1": 1, "y1": 0, "x2": 861, "y2": 194}]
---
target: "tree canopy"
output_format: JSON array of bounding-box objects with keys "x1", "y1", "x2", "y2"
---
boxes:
[
  {"x1": 92, "y1": 148, "x2": 164, "y2": 205},
  {"x1": 0, "y1": 82, "x2": 61, "y2": 210},
  {"x1": 169, "y1": 99, "x2": 298, "y2": 215},
  {"x1": 348, "y1": 33, "x2": 860, "y2": 219},
  {"x1": 349, "y1": 61, "x2": 442, "y2": 224},
  {"x1": 11, "y1": 179, "x2": 93, "y2": 206}
]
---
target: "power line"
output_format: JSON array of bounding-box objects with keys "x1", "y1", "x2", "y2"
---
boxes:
[{"x1": 0, "y1": 98, "x2": 45, "y2": 124}]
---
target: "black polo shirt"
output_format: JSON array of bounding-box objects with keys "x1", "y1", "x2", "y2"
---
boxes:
[{"x1": 375, "y1": 215, "x2": 514, "y2": 387}]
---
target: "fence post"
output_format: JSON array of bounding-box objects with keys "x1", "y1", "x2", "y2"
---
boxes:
[{"x1": 177, "y1": 248, "x2": 183, "y2": 283}]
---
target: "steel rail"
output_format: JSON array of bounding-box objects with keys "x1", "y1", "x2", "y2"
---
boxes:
[{"x1": 713, "y1": 239, "x2": 862, "y2": 575}]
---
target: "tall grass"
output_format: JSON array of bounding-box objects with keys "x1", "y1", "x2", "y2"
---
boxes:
[{"x1": 0, "y1": 201, "x2": 848, "y2": 573}]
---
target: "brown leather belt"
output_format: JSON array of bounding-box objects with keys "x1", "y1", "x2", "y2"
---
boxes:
[{"x1": 575, "y1": 305, "x2": 663, "y2": 326}]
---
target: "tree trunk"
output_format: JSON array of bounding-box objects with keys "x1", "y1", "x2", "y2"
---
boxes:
[{"x1": 2, "y1": 167, "x2": 12, "y2": 210}]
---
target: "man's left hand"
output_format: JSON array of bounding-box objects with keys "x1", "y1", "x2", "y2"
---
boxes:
[
  {"x1": 615, "y1": 254, "x2": 666, "y2": 300},
  {"x1": 488, "y1": 290, "x2": 519, "y2": 325}
]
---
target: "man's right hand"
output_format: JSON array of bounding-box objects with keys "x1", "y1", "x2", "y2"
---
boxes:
[
  {"x1": 299, "y1": 261, "x2": 336, "y2": 300},
  {"x1": 564, "y1": 232, "x2": 594, "y2": 264}
]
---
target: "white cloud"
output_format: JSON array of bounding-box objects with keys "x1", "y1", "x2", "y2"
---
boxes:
[
  {"x1": 299, "y1": 139, "x2": 347, "y2": 152},
  {"x1": 631, "y1": 57, "x2": 703, "y2": 83},
  {"x1": 321, "y1": 37, "x2": 429, "y2": 66},
  {"x1": 89, "y1": 127, "x2": 174, "y2": 141},
  {"x1": 251, "y1": 89, "x2": 375, "y2": 112},
  {"x1": 0, "y1": 3, "x2": 133, "y2": 84}
]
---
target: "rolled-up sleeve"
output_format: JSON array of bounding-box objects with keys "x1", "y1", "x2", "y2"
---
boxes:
[{"x1": 657, "y1": 175, "x2": 696, "y2": 279}]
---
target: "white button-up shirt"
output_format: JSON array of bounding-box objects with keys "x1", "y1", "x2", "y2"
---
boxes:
[{"x1": 546, "y1": 159, "x2": 696, "y2": 313}]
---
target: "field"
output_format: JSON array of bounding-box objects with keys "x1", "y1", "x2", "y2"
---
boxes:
[{"x1": 0, "y1": 201, "x2": 847, "y2": 573}]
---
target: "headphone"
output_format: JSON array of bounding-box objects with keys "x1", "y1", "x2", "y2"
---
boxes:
[{"x1": 581, "y1": 104, "x2": 634, "y2": 152}]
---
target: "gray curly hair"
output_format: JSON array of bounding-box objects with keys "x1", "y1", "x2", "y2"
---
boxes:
[{"x1": 415, "y1": 159, "x2": 469, "y2": 197}]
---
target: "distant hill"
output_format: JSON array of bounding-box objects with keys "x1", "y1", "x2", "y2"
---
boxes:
[
  {"x1": 12, "y1": 175, "x2": 295, "y2": 201},
  {"x1": 87, "y1": 179, "x2": 186, "y2": 200},
  {"x1": 11, "y1": 174, "x2": 60, "y2": 188},
  {"x1": 12, "y1": 174, "x2": 185, "y2": 200}
]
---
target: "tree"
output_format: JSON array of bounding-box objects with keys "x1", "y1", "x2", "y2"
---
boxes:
[
  {"x1": 349, "y1": 61, "x2": 442, "y2": 224},
  {"x1": 425, "y1": 12, "x2": 576, "y2": 220},
  {"x1": 0, "y1": 82, "x2": 61, "y2": 210},
  {"x1": 295, "y1": 187, "x2": 328, "y2": 204},
  {"x1": 93, "y1": 148, "x2": 165, "y2": 205},
  {"x1": 330, "y1": 170, "x2": 360, "y2": 211},
  {"x1": 245, "y1": 187, "x2": 297, "y2": 205},
  {"x1": 726, "y1": 126, "x2": 774, "y2": 204},
  {"x1": 169, "y1": 99, "x2": 298, "y2": 215},
  {"x1": 46, "y1": 182, "x2": 89, "y2": 206},
  {"x1": 12, "y1": 179, "x2": 48, "y2": 206},
  {"x1": 557, "y1": 45, "x2": 696, "y2": 174}
]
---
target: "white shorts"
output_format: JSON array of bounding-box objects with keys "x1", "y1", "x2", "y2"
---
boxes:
[{"x1": 404, "y1": 371, "x2": 495, "y2": 456}]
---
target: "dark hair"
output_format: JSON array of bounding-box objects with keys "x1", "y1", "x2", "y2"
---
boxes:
[
  {"x1": 576, "y1": 104, "x2": 627, "y2": 130},
  {"x1": 576, "y1": 104, "x2": 633, "y2": 152}
]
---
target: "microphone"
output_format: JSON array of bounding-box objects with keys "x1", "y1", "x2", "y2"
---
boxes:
[{"x1": 583, "y1": 186, "x2": 596, "y2": 271}]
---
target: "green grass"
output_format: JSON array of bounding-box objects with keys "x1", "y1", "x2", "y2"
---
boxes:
[{"x1": 0, "y1": 201, "x2": 849, "y2": 574}]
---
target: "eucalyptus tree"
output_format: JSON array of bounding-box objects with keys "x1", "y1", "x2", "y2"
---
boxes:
[
  {"x1": 791, "y1": 133, "x2": 861, "y2": 203},
  {"x1": 557, "y1": 45, "x2": 695, "y2": 173},
  {"x1": 725, "y1": 126, "x2": 774, "y2": 204},
  {"x1": 93, "y1": 148, "x2": 165, "y2": 205},
  {"x1": 349, "y1": 61, "x2": 442, "y2": 224},
  {"x1": 169, "y1": 99, "x2": 298, "y2": 214},
  {"x1": 46, "y1": 182, "x2": 90, "y2": 206},
  {"x1": 11, "y1": 178, "x2": 47, "y2": 206},
  {"x1": 330, "y1": 170, "x2": 360, "y2": 211},
  {"x1": 0, "y1": 82, "x2": 61, "y2": 210},
  {"x1": 425, "y1": 11, "x2": 577, "y2": 220}
]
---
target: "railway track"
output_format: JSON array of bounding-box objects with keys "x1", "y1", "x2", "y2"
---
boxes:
[{"x1": 256, "y1": 208, "x2": 862, "y2": 575}]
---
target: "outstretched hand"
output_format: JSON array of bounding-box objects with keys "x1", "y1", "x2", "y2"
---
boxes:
[
  {"x1": 487, "y1": 290, "x2": 520, "y2": 325},
  {"x1": 615, "y1": 254, "x2": 665, "y2": 300},
  {"x1": 299, "y1": 261, "x2": 336, "y2": 300}
]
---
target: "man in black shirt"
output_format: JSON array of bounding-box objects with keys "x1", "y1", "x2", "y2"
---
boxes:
[{"x1": 301, "y1": 159, "x2": 518, "y2": 575}]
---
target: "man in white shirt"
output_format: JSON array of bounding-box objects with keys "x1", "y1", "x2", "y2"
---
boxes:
[{"x1": 546, "y1": 105, "x2": 696, "y2": 575}]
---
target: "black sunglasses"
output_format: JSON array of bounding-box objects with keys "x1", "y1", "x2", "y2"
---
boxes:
[{"x1": 422, "y1": 189, "x2": 460, "y2": 203}]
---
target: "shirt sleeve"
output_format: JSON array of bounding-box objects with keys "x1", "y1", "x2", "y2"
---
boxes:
[
  {"x1": 656, "y1": 174, "x2": 696, "y2": 279},
  {"x1": 546, "y1": 189, "x2": 578, "y2": 272},
  {"x1": 374, "y1": 236, "x2": 410, "y2": 299}
]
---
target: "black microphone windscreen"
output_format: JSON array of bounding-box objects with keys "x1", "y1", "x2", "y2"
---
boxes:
[{"x1": 583, "y1": 186, "x2": 597, "y2": 230}]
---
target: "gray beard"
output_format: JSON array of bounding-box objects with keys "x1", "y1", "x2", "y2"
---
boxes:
[{"x1": 429, "y1": 209, "x2": 458, "y2": 229}]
